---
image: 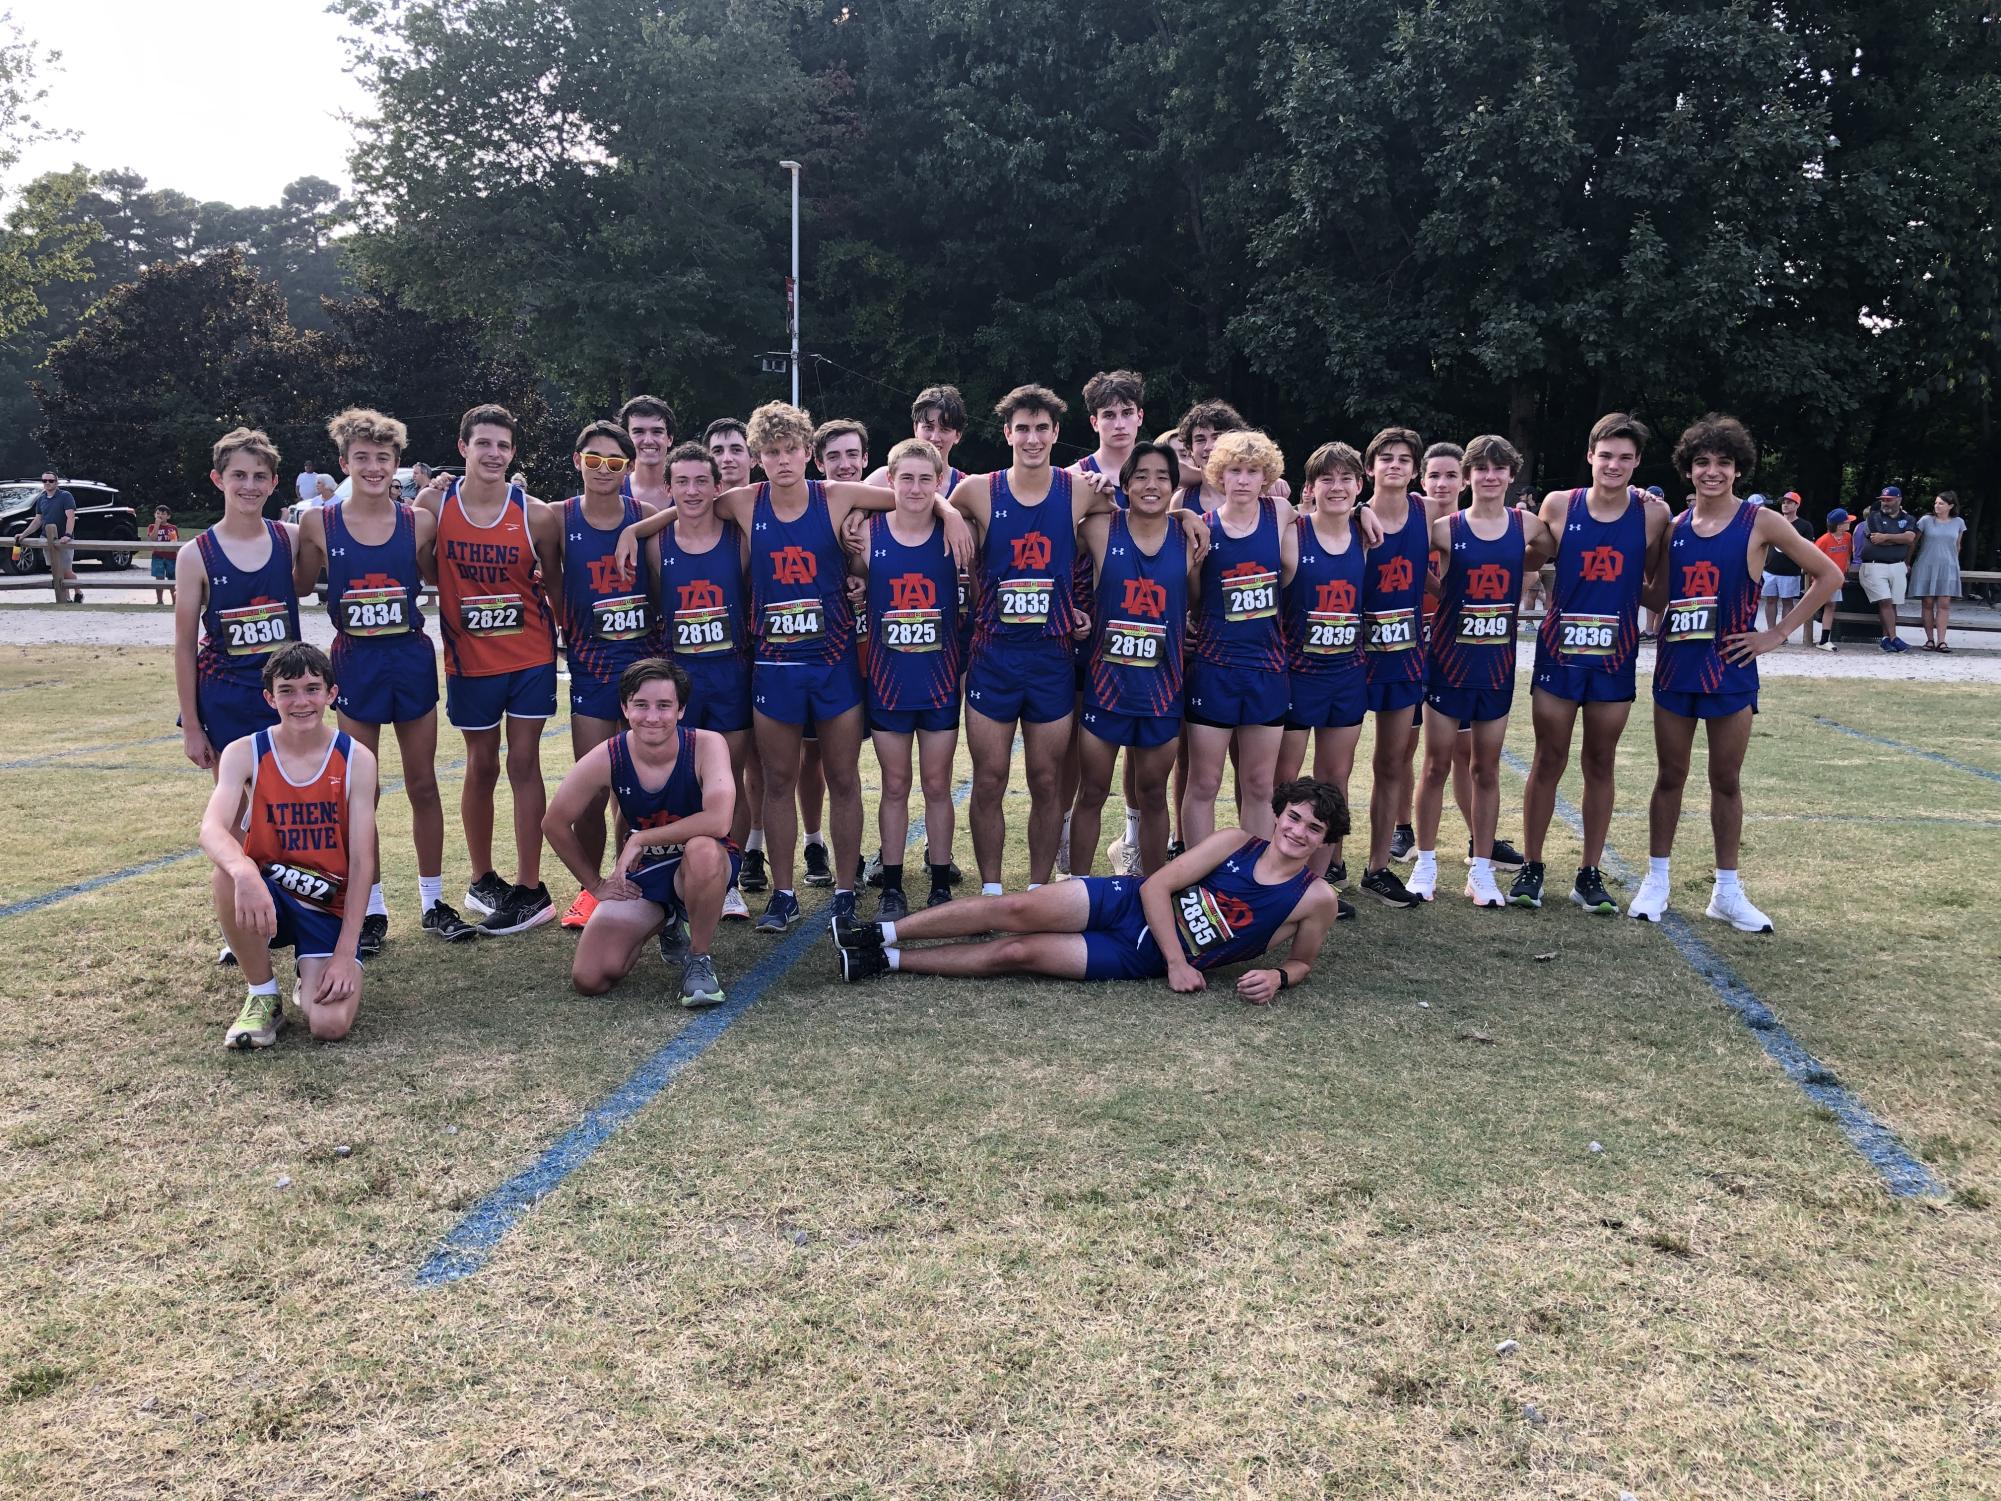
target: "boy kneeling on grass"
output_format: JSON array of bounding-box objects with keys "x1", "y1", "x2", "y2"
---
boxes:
[
  {"x1": 200, "y1": 643, "x2": 378, "y2": 1050},
  {"x1": 834, "y1": 778, "x2": 1346, "y2": 1003}
]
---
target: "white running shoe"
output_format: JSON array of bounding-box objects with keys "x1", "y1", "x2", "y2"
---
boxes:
[
  {"x1": 720, "y1": 885, "x2": 750, "y2": 922},
  {"x1": 1407, "y1": 854, "x2": 1438, "y2": 902},
  {"x1": 1105, "y1": 833, "x2": 1136, "y2": 876},
  {"x1": 1704, "y1": 885, "x2": 1774, "y2": 934},
  {"x1": 1628, "y1": 870, "x2": 1671, "y2": 923},
  {"x1": 1464, "y1": 866, "x2": 1506, "y2": 908}
]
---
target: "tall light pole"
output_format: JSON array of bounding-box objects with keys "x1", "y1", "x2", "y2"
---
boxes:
[{"x1": 780, "y1": 160, "x2": 801, "y2": 406}]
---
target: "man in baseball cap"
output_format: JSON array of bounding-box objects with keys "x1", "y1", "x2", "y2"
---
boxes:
[
  {"x1": 1855, "y1": 486, "x2": 1917, "y2": 651},
  {"x1": 1760, "y1": 490, "x2": 1816, "y2": 640}
]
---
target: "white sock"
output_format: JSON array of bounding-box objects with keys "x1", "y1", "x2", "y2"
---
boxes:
[
  {"x1": 1027, "y1": 882, "x2": 1041, "y2": 891},
  {"x1": 982, "y1": 882, "x2": 1003, "y2": 897},
  {"x1": 746, "y1": 828, "x2": 765, "y2": 853},
  {"x1": 1124, "y1": 808, "x2": 1140, "y2": 844},
  {"x1": 1414, "y1": 849, "x2": 1436, "y2": 870},
  {"x1": 366, "y1": 883, "x2": 387, "y2": 917},
  {"x1": 885, "y1": 947, "x2": 902, "y2": 971},
  {"x1": 1470, "y1": 857, "x2": 1491, "y2": 878},
  {"x1": 805, "y1": 830, "x2": 826, "y2": 850},
  {"x1": 1715, "y1": 868, "x2": 1741, "y2": 892},
  {"x1": 879, "y1": 920, "x2": 898, "y2": 945},
  {"x1": 1648, "y1": 856, "x2": 1670, "y2": 880},
  {"x1": 247, "y1": 978, "x2": 279, "y2": 997},
  {"x1": 418, "y1": 874, "x2": 442, "y2": 912},
  {"x1": 1061, "y1": 812, "x2": 1072, "y2": 840}
]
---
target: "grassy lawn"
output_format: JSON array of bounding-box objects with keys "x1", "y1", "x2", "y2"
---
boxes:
[{"x1": 0, "y1": 647, "x2": 1994, "y2": 1498}]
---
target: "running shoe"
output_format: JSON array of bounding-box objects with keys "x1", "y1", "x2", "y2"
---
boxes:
[
  {"x1": 934, "y1": 855, "x2": 965, "y2": 886},
  {"x1": 839, "y1": 944, "x2": 888, "y2": 983},
  {"x1": 1627, "y1": 869, "x2": 1670, "y2": 923},
  {"x1": 1336, "y1": 894, "x2": 1357, "y2": 921},
  {"x1": 561, "y1": 889, "x2": 596, "y2": 930},
  {"x1": 422, "y1": 901, "x2": 479, "y2": 942},
  {"x1": 864, "y1": 853, "x2": 886, "y2": 889},
  {"x1": 877, "y1": 886, "x2": 910, "y2": 922},
  {"x1": 756, "y1": 890, "x2": 801, "y2": 933},
  {"x1": 925, "y1": 882, "x2": 953, "y2": 909},
  {"x1": 830, "y1": 890, "x2": 859, "y2": 928},
  {"x1": 1105, "y1": 833, "x2": 1136, "y2": 875},
  {"x1": 657, "y1": 912, "x2": 690, "y2": 971},
  {"x1": 1388, "y1": 824, "x2": 1416, "y2": 862},
  {"x1": 1406, "y1": 854, "x2": 1438, "y2": 902},
  {"x1": 217, "y1": 945, "x2": 238, "y2": 967},
  {"x1": 1327, "y1": 859, "x2": 1348, "y2": 887},
  {"x1": 479, "y1": 882, "x2": 555, "y2": 935},
  {"x1": 224, "y1": 991, "x2": 284, "y2": 1051},
  {"x1": 1509, "y1": 861, "x2": 1546, "y2": 909},
  {"x1": 739, "y1": 848, "x2": 769, "y2": 893},
  {"x1": 1816, "y1": 641, "x2": 1837, "y2": 653},
  {"x1": 679, "y1": 953, "x2": 726, "y2": 1008},
  {"x1": 358, "y1": 912, "x2": 388, "y2": 958},
  {"x1": 1471, "y1": 839, "x2": 1527, "y2": 869},
  {"x1": 1465, "y1": 866, "x2": 1507, "y2": 908},
  {"x1": 1568, "y1": 866, "x2": 1619, "y2": 916},
  {"x1": 1705, "y1": 885, "x2": 1775, "y2": 934},
  {"x1": 832, "y1": 908, "x2": 883, "y2": 951},
  {"x1": 1361, "y1": 866, "x2": 1421, "y2": 908},
  {"x1": 1890, "y1": 637, "x2": 1911, "y2": 653},
  {"x1": 720, "y1": 886, "x2": 751, "y2": 922},
  {"x1": 463, "y1": 870, "x2": 511, "y2": 917},
  {"x1": 803, "y1": 841, "x2": 833, "y2": 887}
]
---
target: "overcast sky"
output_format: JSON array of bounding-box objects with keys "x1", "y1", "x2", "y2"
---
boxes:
[{"x1": 9, "y1": 0, "x2": 370, "y2": 206}]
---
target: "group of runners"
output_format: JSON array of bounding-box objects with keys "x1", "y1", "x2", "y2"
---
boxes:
[{"x1": 179, "y1": 378, "x2": 1842, "y2": 1052}]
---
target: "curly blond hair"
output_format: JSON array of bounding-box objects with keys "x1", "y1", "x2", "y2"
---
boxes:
[
  {"x1": 746, "y1": 401, "x2": 816, "y2": 455},
  {"x1": 327, "y1": 407, "x2": 409, "y2": 459},
  {"x1": 1205, "y1": 428, "x2": 1284, "y2": 488}
]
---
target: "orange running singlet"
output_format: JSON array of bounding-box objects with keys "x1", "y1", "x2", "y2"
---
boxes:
[
  {"x1": 240, "y1": 729, "x2": 354, "y2": 917},
  {"x1": 435, "y1": 481, "x2": 557, "y2": 678}
]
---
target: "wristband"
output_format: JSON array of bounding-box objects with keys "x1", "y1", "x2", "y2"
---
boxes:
[{"x1": 1275, "y1": 968, "x2": 1291, "y2": 992}]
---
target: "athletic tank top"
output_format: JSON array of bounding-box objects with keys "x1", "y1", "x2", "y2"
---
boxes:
[
  {"x1": 240, "y1": 728, "x2": 353, "y2": 918},
  {"x1": 1087, "y1": 509, "x2": 1187, "y2": 718},
  {"x1": 434, "y1": 481, "x2": 557, "y2": 678},
  {"x1": 863, "y1": 512, "x2": 963, "y2": 711},
  {"x1": 1539, "y1": 488, "x2": 1646, "y2": 672},
  {"x1": 1654, "y1": 500, "x2": 1761, "y2": 696},
  {"x1": 657, "y1": 519, "x2": 749, "y2": 666},
  {"x1": 1429, "y1": 509, "x2": 1524, "y2": 692},
  {"x1": 1286, "y1": 511, "x2": 1366, "y2": 677},
  {"x1": 1171, "y1": 837, "x2": 1318, "y2": 972},
  {"x1": 1078, "y1": 454, "x2": 1128, "y2": 509},
  {"x1": 608, "y1": 727, "x2": 704, "y2": 867},
  {"x1": 974, "y1": 468, "x2": 1079, "y2": 648},
  {"x1": 325, "y1": 501, "x2": 425, "y2": 649},
  {"x1": 1361, "y1": 498, "x2": 1429, "y2": 684},
  {"x1": 196, "y1": 523, "x2": 300, "y2": 688},
  {"x1": 561, "y1": 494, "x2": 653, "y2": 682},
  {"x1": 1193, "y1": 498, "x2": 1286, "y2": 673},
  {"x1": 748, "y1": 481, "x2": 852, "y2": 666}
]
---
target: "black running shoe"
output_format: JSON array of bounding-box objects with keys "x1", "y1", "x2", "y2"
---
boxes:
[
  {"x1": 1569, "y1": 865, "x2": 1620, "y2": 916},
  {"x1": 1328, "y1": 859, "x2": 1348, "y2": 887},
  {"x1": 864, "y1": 854, "x2": 886, "y2": 889},
  {"x1": 1471, "y1": 838, "x2": 1527, "y2": 869},
  {"x1": 464, "y1": 870, "x2": 511, "y2": 917},
  {"x1": 803, "y1": 842, "x2": 833, "y2": 887},
  {"x1": 1509, "y1": 861, "x2": 1546, "y2": 909},
  {"x1": 1361, "y1": 866, "x2": 1421, "y2": 908},
  {"x1": 739, "y1": 848, "x2": 769, "y2": 893},
  {"x1": 839, "y1": 944, "x2": 889, "y2": 983},
  {"x1": 1388, "y1": 824, "x2": 1416, "y2": 862},
  {"x1": 657, "y1": 912, "x2": 690, "y2": 971},
  {"x1": 1166, "y1": 840, "x2": 1185, "y2": 861},
  {"x1": 479, "y1": 882, "x2": 555, "y2": 935},
  {"x1": 1336, "y1": 894, "x2": 1357, "y2": 921},
  {"x1": 832, "y1": 908, "x2": 883, "y2": 951},
  {"x1": 877, "y1": 886, "x2": 909, "y2": 922},
  {"x1": 423, "y1": 901, "x2": 479, "y2": 943},
  {"x1": 926, "y1": 883, "x2": 953, "y2": 908},
  {"x1": 358, "y1": 912, "x2": 388, "y2": 958}
]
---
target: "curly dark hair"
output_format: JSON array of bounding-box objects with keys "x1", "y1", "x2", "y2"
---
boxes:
[
  {"x1": 1270, "y1": 778, "x2": 1350, "y2": 844},
  {"x1": 1672, "y1": 413, "x2": 1757, "y2": 478}
]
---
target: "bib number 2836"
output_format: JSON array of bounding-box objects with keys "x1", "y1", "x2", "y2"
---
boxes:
[{"x1": 1556, "y1": 612, "x2": 1617, "y2": 656}]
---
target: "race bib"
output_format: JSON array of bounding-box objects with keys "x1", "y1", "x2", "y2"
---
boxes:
[
  {"x1": 591, "y1": 593, "x2": 651, "y2": 641},
  {"x1": 1173, "y1": 882, "x2": 1241, "y2": 960},
  {"x1": 1455, "y1": 603, "x2": 1514, "y2": 645},
  {"x1": 762, "y1": 597, "x2": 824, "y2": 646},
  {"x1": 1556, "y1": 611, "x2": 1618, "y2": 656},
  {"x1": 672, "y1": 605, "x2": 733, "y2": 655},
  {"x1": 1663, "y1": 596, "x2": 1718, "y2": 644},
  {"x1": 1303, "y1": 610, "x2": 1360, "y2": 656},
  {"x1": 338, "y1": 586, "x2": 409, "y2": 637},
  {"x1": 265, "y1": 860, "x2": 344, "y2": 913},
  {"x1": 1224, "y1": 569, "x2": 1278, "y2": 622},
  {"x1": 1365, "y1": 607, "x2": 1417, "y2": 652},
  {"x1": 219, "y1": 601, "x2": 293, "y2": 656},
  {"x1": 1103, "y1": 618, "x2": 1166, "y2": 666},
  {"x1": 459, "y1": 593, "x2": 525, "y2": 636},
  {"x1": 881, "y1": 608, "x2": 943, "y2": 653},
  {"x1": 999, "y1": 576, "x2": 1053, "y2": 626}
]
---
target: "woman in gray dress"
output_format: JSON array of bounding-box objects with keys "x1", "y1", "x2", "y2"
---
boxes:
[{"x1": 1912, "y1": 491, "x2": 1967, "y2": 651}]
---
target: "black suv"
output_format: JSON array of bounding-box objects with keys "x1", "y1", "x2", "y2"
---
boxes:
[{"x1": 0, "y1": 479, "x2": 139, "y2": 574}]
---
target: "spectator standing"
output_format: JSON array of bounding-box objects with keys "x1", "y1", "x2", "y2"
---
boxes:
[
  {"x1": 1855, "y1": 485, "x2": 1919, "y2": 652},
  {"x1": 1759, "y1": 490, "x2": 1816, "y2": 641},
  {"x1": 1912, "y1": 491, "x2": 1967, "y2": 652},
  {"x1": 34, "y1": 470, "x2": 78, "y2": 604},
  {"x1": 148, "y1": 503, "x2": 179, "y2": 605},
  {"x1": 1811, "y1": 508, "x2": 1853, "y2": 651},
  {"x1": 295, "y1": 466, "x2": 320, "y2": 504}
]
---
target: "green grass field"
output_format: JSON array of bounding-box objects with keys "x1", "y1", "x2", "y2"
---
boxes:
[{"x1": 2, "y1": 643, "x2": 1996, "y2": 1498}]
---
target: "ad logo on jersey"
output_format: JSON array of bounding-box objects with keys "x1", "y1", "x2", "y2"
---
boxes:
[
  {"x1": 1679, "y1": 560, "x2": 1721, "y2": 597},
  {"x1": 1466, "y1": 563, "x2": 1512, "y2": 601},
  {"x1": 1315, "y1": 579, "x2": 1357, "y2": 613},
  {"x1": 771, "y1": 545, "x2": 817, "y2": 586},
  {"x1": 1121, "y1": 577, "x2": 1167, "y2": 617},
  {"x1": 1011, "y1": 532, "x2": 1052, "y2": 570},
  {"x1": 588, "y1": 556, "x2": 634, "y2": 593},
  {"x1": 677, "y1": 579, "x2": 725, "y2": 613},
  {"x1": 1376, "y1": 556, "x2": 1414, "y2": 593},
  {"x1": 1579, "y1": 546, "x2": 1625, "y2": 582},
  {"x1": 889, "y1": 573, "x2": 937, "y2": 611}
]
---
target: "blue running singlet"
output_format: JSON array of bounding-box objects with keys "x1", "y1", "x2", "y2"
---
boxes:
[
  {"x1": 1654, "y1": 500, "x2": 1761, "y2": 697},
  {"x1": 1087, "y1": 509, "x2": 1187, "y2": 718},
  {"x1": 1428, "y1": 509, "x2": 1523, "y2": 693}
]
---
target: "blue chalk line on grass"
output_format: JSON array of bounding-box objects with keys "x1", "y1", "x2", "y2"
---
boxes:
[
  {"x1": 1500, "y1": 749, "x2": 1945, "y2": 1198},
  {"x1": 416, "y1": 776, "x2": 978, "y2": 1287},
  {"x1": 1812, "y1": 717, "x2": 2001, "y2": 786},
  {"x1": 0, "y1": 733, "x2": 180, "y2": 771}
]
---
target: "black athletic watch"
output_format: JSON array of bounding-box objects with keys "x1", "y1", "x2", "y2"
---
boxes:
[{"x1": 1274, "y1": 968, "x2": 1291, "y2": 992}]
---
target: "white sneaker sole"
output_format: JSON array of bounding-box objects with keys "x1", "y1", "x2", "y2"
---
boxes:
[
  {"x1": 462, "y1": 887, "x2": 502, "y2": 917},
  {"x1": 1464, "y1": 880, "x2": 1506, "y2": 908},
  {"x1": 1704, "y1": 899, "x2": 1773, "y2": 934}
]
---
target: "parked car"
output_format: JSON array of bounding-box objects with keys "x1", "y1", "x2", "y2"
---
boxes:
[{"x1": 0, "y1": 479, "x2": 139, "y2": 574}]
